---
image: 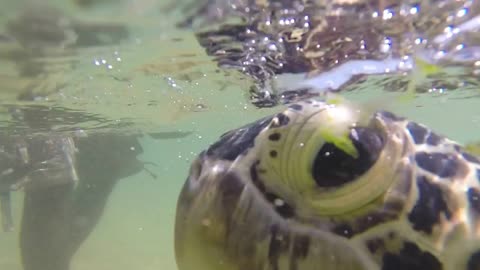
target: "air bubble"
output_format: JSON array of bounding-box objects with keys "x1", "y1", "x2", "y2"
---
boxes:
[
  {"x1": 457, "y1": 8, "x2": 468, "y2": 17},
  {"x1": 382, "y1": 9, "x2": 393, "y2": 20},
  {"x1": 409, "y1": 6, "x2": 418, "y2": 15}
]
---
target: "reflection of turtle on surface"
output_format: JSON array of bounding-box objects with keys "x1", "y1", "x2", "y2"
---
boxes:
[
  {"x1": 174, "y1": 0, "x2": 480, "y2": 107},
  {"x1": 175, "y1": 97, "x2": 480, "y2": 270}
]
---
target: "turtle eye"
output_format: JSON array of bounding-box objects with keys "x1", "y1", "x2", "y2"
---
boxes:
[{"x1": 312, "y1": 127, "x2": 384, "y2": 188}]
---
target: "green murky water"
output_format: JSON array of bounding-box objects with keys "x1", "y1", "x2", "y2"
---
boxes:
[
  {"x1": 0, "y1": 0, "x2": 480, "y2": 270},
  {"x1": 0, "y1": 1, "x2": 268, "y2": 269}
]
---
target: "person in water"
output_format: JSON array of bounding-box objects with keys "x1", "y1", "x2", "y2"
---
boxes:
[{"x1": 0, "y1": 121, "x2": 145, "y2": 270}]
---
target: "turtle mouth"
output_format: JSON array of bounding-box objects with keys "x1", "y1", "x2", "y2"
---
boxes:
[{"x1": 312, "y1": 116, "x2": 385, "y2": 188}]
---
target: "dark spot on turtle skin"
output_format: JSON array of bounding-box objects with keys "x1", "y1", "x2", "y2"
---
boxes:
[
  {"x1": 366, "y1": 238, "x2": 385, "y2": 254},
  {"x1": 332, "y1": 224, "x2": 354, "y2": 238},
  {"x1": 265, "y1": 192, "x2": 295, "y2": 219},
  {"x1": 206, "y1": 116, "x2": 273, "y2": 161},
  {"x1": 378, "y1": 110, "x2": 405, "y2": 122},
  {"x1": 288, "y1": 104, "x2": 303, "y2": 111},
  {"x1": 250, "y1": 162, "x2": 295, "y2": 219},
  {"x1": 415, "y1": 152, "x2": 461, "y2": 179},
  {"x1": 250, "y1": 161, "x2": 266, "y2": 193},
  {"x1": 408, "y1": 176, "x2": 451, "y2": 234},
  {"x1": 382, "y1": 241, "x2": 442, "y2": 270},
  {"x1": 467, "y1": 250, "x2": 480, "y2": 270},
  {"x1": 290, "y1": 235, "x2": 310, "y2": 270},
  {"x1": 463, "y1": 152, "x2": 480, "y2": 164},
  {"x1": 426, "y1": 132, "x2": 442, "y2": 146},
  {"x1": 270, "y1": 150, "x2": 278, "y2": 158},
  {"x1": 292, "y1": 235, "x2": 310, "y2": 258},
  {"x1": 268, "y1": 133, "x2": 281, "y2": 141},
  {"x1": 217, "y1": 172, "x2": 246, "y2": 237},
  {"x1": 384, "y1": 199, "x2": 407, "y2": 213},
  {"x1": 406, "y1": 122, "x2": 428, "y2": 144},
  {"x1": 477, "y1": 169, "x2": 480, "y2": 182},
  {"x1": 362, "y1": 212, "x2": 391, "y2": 227},
  {"x1": 218, "y1": 172, "x2": 246, "y2": 214},
  {"x1": 333, "y1": 198, "x2": 407, "y2": 238},
  {"x1": 277, "y1": 203, "x2": 295, "y2": 219},
  {"x1": 468, "y1": 188, "x2": 480, "y2": 213},
  {"x1": 270, "y1": 113, "x2": 290, "y2": 128},
  {"x1": 268, "y1": 224, "x2": 290, "y2": 270},
  {"x1": 354, "y1": 213, "x2": 393, "y2": 236}
]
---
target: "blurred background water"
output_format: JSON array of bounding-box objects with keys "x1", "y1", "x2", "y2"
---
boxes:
[{"x1": 0, "y1": 0, "x2": 479, "y2": 270}]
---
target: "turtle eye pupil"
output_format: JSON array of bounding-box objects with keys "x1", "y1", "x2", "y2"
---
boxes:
[{"x1": 312, "y1": 127, "x2": 384, "y2": 188}]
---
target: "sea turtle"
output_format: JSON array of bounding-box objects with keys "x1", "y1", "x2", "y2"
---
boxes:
[{"x1": 175, "y1": 97, "x2": 480, "y2": 270}]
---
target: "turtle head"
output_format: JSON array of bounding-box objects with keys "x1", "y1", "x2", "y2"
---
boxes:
[
  {"x1": 175, "y1": 98, "x2": 414, "y2": 270},
  {"x1": 254, "y1": 98, "x2": 410, "y2": 218}
]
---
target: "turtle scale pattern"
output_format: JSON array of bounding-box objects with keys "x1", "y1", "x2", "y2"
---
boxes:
[{"x1": 175, "y1": 99, "x2": 480, "y2": 270}]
